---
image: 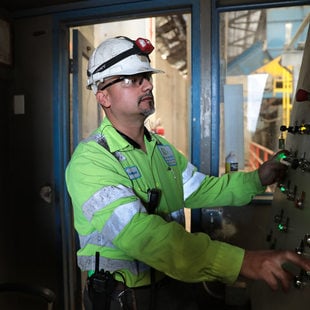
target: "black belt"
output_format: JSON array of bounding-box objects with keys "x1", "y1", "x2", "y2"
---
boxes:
[
  {"x1": 113, "y1": 275, "x2": 169, "y2": 293},
  {"x1": 112, "y1": 277, "x2": 170, "y2": 310}
]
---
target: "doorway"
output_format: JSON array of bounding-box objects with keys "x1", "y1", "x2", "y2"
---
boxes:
[{"x1": 68, "y1": 13, "x2": 192, "y2": 302}]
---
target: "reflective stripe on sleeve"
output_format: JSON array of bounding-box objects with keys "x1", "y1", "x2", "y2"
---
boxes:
[
  {"x1": 78, "y1": 198, "x2": 149, "y2": 273},
  {"x1": 82, "y1": 185, "x2": 135, "y2": 221},
  {"x1": 105, "y1": 201, "x2": 147, "y2": 240},
  {"x1": 79, "y1": 230, "x2": 112, "y2": 249},
  {"x1": 182, "y1": 162, "x2": 206, "y2": 200},
  {"x1": 80, "y1": 200, "x2": 147, "y2": 247}
]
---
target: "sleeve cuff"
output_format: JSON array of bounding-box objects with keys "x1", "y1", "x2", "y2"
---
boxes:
[
  {"x1": 244, "y1": 170, "x2": 266, "y2": 194},
  {"x1": 211, "y1": 241, "x2": 245, "y2": 284}
]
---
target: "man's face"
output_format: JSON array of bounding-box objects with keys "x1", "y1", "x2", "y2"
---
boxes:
[{"x1": 97, "y1": 73, "x2": 155, "y2": 119}]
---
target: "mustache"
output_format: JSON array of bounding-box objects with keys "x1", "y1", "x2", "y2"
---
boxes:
[{"x1": 138, "y1": 92, "x2": 154, "y2": 103}]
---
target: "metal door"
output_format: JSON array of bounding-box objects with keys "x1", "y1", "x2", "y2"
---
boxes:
[
  {"x1": 70, "y1": 28, "x2": 97, "y2": 306},
  {"x1": 71, "y1": 29, "x2": 99, "y2": 149}
]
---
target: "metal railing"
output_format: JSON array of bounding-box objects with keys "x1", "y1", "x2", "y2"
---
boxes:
[{"x1": 249, "y1": 141, "x2": 274, "y2": 169}]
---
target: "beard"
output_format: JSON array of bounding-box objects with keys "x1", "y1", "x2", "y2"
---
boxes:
[
  {"x1": 138, "y1": 93, "x2": 155, "y2": 116},
  {"x1": 141, "y1": 107, "x2": 155, "y2": 117}
]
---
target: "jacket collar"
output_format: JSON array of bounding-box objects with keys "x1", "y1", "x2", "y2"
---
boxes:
[
  {"x1": 116, "y1": 127, "x2": 152, "y2": 149},
  {"x1": 99, "y1": 117, "x2": 153, "y2": 151}
]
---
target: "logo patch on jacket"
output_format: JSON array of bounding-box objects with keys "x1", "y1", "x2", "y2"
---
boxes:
[
  {"x1": 157, "y1": 145, "x2": 176, "y2": 166},
  {"x1": 125, "y1": 166, "x2": 141, "y2": 180}
]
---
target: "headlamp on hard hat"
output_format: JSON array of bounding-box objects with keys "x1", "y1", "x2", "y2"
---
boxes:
[{"x1": 134, "y1": 37, "x2": 154, "y2": 54}]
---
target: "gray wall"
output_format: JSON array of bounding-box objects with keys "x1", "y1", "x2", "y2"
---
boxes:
[{"x1": 0, "y1": 14, "x2": 71, "y2": 309}]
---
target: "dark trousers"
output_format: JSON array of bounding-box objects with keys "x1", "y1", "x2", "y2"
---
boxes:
[{"x1": 84, "y1": 277, "x2": 201, "y2": 310}]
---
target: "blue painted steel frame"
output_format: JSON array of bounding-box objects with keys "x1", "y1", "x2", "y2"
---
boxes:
[
  {"x1": 72, "y1": 30, "x2": 81, "y2": 150},
  {"x1": 216, "y1": 0, "x2": 310, "y2": 11},
  {"x1": 211, "y1": 0, "x2": 220, "y2": 177},
  {"x1": 52, "y1": 19, "x2": 73, "y2": 309}
]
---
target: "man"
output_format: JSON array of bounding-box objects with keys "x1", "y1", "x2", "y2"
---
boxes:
[{"x1": 65, "y1": 36, "x2": 310, "y2": 310}]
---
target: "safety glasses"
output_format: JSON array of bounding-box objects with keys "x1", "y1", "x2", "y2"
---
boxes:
[{"x1": 99, "y1": 72, "x2": 153, "y2": 91}]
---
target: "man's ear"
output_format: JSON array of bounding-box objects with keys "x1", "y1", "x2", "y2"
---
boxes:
[{"x1": 96, "y1": 91, "x2": 111, "y2": 108}]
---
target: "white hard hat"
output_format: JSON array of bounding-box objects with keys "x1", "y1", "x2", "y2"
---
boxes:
[{"x1": 87, "y1": 36, "x2": 164, "y2": 93}]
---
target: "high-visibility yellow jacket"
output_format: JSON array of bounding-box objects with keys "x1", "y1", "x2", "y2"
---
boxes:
[{"x1": 65, "y1": 117, "x2": 265, "y2": 288}]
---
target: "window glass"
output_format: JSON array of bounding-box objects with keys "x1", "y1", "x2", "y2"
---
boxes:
[{"x1": 219, "y1": 6, "x2": 310, "y2": 193}]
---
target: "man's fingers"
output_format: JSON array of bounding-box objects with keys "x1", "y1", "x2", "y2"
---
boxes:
[
  {"x1": 264, "y1": 271, "x2": 279, "y2": 291},
  {"x1": 285, "y1": 251, "x2": 310, "y2": 271},
  {"x1": 241, "y1": 250, "x2": 310, "y2": 292}
]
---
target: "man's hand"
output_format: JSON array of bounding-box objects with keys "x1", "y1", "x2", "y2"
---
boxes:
[
  {"x1": 240, "y1": 250, "x2": 310, "y2": 291},
  {"x1": 258, "y1": 150, "x2": 290, "y2": 186}
]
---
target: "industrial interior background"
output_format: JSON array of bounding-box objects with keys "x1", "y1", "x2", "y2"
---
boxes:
[{"x1": 0, "y1": 0, "x2": 309, "y2": 309}]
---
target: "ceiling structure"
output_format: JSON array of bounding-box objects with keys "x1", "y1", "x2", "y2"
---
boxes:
[
  {"x1": 0, "y1": 1, "x2": 263, "y2": 62},
  {"x1": 155, "y1": 11, "x2": 265, "y2": 77},
  {"x1": 3, "y1": 2, "x2": 305, "y2": 77},
  {"x1": 0, "y1": 0, "x2": 81, "y2": 12},
  {"x1": 156, "y1": 14, "x2": 188, "y2": 76},
  {"x1": 220, "y1": 10, "x2": 266, "y2": 64}
]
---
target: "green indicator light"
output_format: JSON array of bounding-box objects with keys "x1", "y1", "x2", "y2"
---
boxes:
[
  {"x1": 280, "y1": 186, "x2": 286, "y2": 192},
  {"x1": 277, "y1": 153, "x2": 287, "y2": 160},
  {"x1": 278, "y1": 223, "x2": 284, "y2": 231}
]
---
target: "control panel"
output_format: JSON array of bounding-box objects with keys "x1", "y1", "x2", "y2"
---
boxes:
[{"x1": 251, "y1": 26, "x2": 310, "y2": 310}]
